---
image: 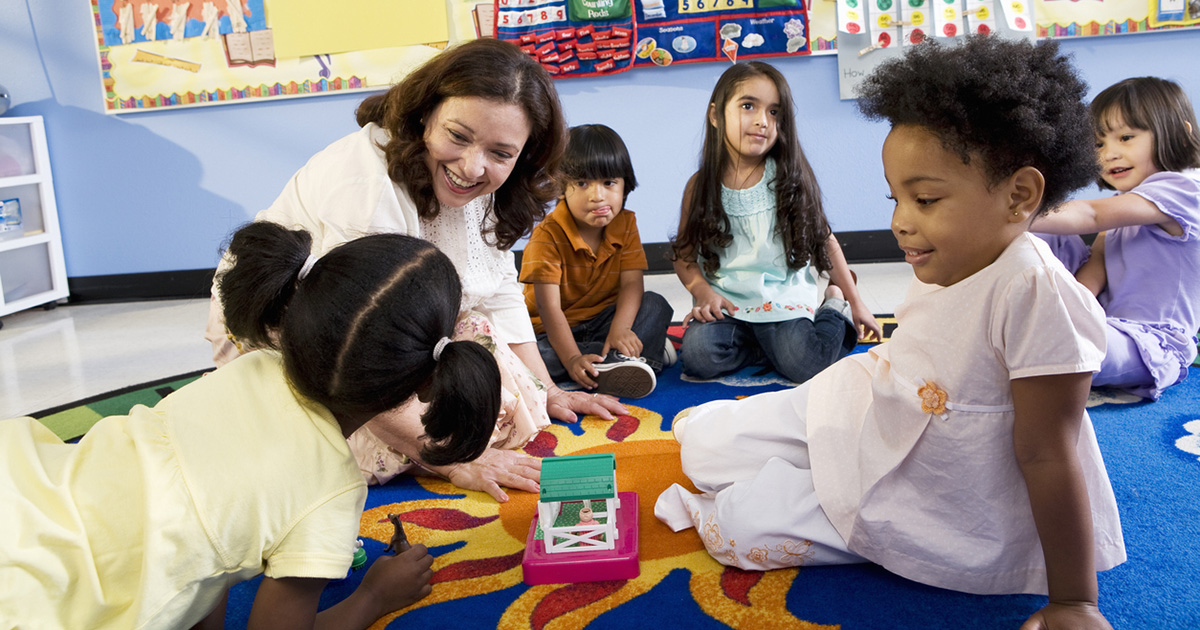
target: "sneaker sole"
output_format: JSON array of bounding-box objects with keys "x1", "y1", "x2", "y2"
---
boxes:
[{"x1": 593, "y1": 362, "x2": 656, "y2": 399}]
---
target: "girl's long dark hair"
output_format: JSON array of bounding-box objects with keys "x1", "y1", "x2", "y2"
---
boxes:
[
  {"x1": 672, "y1": 61, "x2": 831, "y2": 276},
  {"x1": 355, "y1": 38, "x2": 568, "y2": 250},
  {"x1": 218, "y1": 222, "x2": 500, "y2": 466}
]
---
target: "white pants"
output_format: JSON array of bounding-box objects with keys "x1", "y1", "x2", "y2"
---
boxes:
[{"x1": 654, "y1": 385, "x2": 864, "y2": 570}]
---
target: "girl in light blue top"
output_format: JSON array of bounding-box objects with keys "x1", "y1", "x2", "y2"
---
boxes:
[{"x1": 672, "y1": 61, "x2": 882, "y2": 383}]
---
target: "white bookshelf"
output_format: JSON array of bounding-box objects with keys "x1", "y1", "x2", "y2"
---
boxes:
[{"x1": 0, "y1": 116, "x2": 68, "y2": 328}]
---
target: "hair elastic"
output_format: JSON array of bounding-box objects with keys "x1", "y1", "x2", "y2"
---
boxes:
[
  {"x1": 432, "y1": 336, "x2": 452, "y2": 361},
  {"x1": 297, "y1": 254, "x2": 318, "y2": 281}
]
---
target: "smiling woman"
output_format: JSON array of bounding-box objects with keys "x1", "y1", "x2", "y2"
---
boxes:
[{"x1": 204, "y1": 38, "x2": 631, "y2": 503}]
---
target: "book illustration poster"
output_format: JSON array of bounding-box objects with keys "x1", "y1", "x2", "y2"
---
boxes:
[
  {"x1": 91, "y1": 0, "x2": 485, "y2": 113},
  {"x1": 494, "y1": 0, "x2": 815, "y2": 78}
]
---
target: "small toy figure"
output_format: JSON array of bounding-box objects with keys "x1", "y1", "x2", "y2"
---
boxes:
[
  {"x1": 577, "y1": 506, "x2": 600, "y2": 527},
  {"x1": 350, "y1": 539, "x2": 367, "y2": 571},
  {"x1": 384, "y1": 513, "x2": 411, "y2": 554}
]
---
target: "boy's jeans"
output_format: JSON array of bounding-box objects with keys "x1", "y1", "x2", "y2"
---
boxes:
[{"x1": 537, "y1": 291, "x2": 674, "y2": 383}]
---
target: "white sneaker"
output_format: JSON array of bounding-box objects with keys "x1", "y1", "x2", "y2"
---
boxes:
[
  {"x1": 593, "y1": 351, "x2": 656, "y2": 398},
  {"x1": 663, "y1": 338, "x2": 678, "y2": 368}
]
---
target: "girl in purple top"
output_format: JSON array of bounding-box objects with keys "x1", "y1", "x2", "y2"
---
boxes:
[{"x1": 1035, "y1": 77, "x2": 1200, "y2": 399}]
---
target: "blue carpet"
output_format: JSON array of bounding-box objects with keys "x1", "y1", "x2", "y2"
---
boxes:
[{"x1": 223, "y1": 357, "x2": 1200, "y2": 629}]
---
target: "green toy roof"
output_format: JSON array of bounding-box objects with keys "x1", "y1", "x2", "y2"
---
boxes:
[{"x1": 539, "y1": 453, "x2": 616, "y2": 502}]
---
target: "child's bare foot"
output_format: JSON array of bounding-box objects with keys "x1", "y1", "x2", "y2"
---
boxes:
[{"x1": 824, "y1": 284, "x2": 844, "y2": 301}]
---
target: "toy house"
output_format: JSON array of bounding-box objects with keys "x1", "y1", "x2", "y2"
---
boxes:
[
  {"x1": 537, "y1": 453, "x2": 620, "y2": 553},
  {"x1": 522, "y1": 453, "x2": 640, "y2": 584}
]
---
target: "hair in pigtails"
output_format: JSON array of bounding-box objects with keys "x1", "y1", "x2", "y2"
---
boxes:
[
  {"x1": 218, "y1": 222, "x2": 313, "y2": 348},
  {"x1": 217, "y1": 222, "x2": 501, "y2": 466},
  {"x1": 419, "y1": 340, "x2": 502, "y2": 466}
]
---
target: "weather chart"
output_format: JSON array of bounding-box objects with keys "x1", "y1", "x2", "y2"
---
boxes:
[{"x1": 494, "y1": 0, "x2": 814, "y2": 78}]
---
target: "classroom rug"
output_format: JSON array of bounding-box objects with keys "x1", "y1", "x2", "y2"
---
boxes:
[{"x1": 28, "y1": 347, "x2": 1200, "y2": 629}]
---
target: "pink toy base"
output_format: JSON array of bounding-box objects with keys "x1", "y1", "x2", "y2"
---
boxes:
[{"x1": 522, "y1": 491, "x2": 640, "y2": 585}]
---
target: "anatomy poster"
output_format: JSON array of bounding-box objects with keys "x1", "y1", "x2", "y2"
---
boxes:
[{"x1": 91, "y1": 0, "x2": 490, "y2": 113}]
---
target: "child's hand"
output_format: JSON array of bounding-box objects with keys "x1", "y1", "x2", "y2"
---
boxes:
[
  {"x1": 566, "y1": 353, "x2": 604, "y2": 389},
  {"x1": 359, "y1": 544, "x2": 434, "y2": 617},
  {"x1": 603, "y1": 328, "x2": 643, "y2": 359},
  {"x1": 685, "y1": 294, "x2": 736, "y2": 325},
  {"x1": 852, "y1": 303, "x2": 884, "y2": 341},
  {"x1": 1019, "y1": 602, "x2": 1112, "y2": 630}
]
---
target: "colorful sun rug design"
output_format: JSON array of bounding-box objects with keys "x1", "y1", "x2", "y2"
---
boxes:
[{"x1": 29, "y1": 344, "x2": 1200, "y2": 628}]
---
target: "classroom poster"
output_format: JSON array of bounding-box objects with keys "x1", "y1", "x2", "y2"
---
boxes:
[
  {"x1": 835, "y1": 0, "x2": 1034, "y2": 99},
  {"x1": 1037, "y1": 0, "x2": 1200, "y2": 37},
  {"x1": 90, "y1": 0, "x2": 487, "y2": 113},
  {"x1": 493, "y1": 0, "x2": 828, "y2": 78}
]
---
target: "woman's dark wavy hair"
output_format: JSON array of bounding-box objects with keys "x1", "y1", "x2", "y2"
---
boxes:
[
  {"x1": 218, "y1": 222, "x2": 501, "y2": 467},
  {"x1": 560, "y1": 124, "x2": 638, "y2": 201},
  {"x1": 1090, "y1": 76, "x2": 1200, "y2": 190},
  {"x1": 355, "y1": 38, "x2": 567, "y2": 251},
  {"x1": 856, "y1": 36, "x2": 1098, "y2": 215},
  {"x1": 672, "y1": 61, "x2": 831, "y2": 276}
]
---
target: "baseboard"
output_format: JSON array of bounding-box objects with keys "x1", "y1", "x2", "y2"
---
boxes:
[
  {"x1": 67, "y1": 269, "x2": 215, "y2": 304},
  {"x1": 64, "y1": 231, "x2": 900, "y2": 304}
]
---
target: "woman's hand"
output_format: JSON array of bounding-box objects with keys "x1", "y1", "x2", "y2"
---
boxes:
[
  {"x1": 359, "y1": 544, "x2": 435, "y2": 616},
  {"x1": 1019, "y1": 602, "x2": 1113, "y2": 630},
  {"x1": 566, "y1": 353, "x2": 603, "y2": 389},
  {"x1": 545, "y1": 384, "x2": 628, "y2": 423},
  {"x1": 445, "y1": 448, "x2": 542, "y2": 502}
]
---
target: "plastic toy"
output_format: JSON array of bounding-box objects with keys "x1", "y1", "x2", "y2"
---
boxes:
[
  {"x1": 521, "y1": 453, "x2": 640, "y2": 585},
  {"x1": 350, "y1": 539, "x2": 367, "y2": 571},
  {"x1": 382, "y1": 513, "x2": 411, "y2": 554}
]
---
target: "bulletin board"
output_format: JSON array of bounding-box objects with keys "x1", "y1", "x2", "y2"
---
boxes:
[
  {"x1": 493, "y1": 0, "x2": 840, "y2": 78},
  {"x1": 1038, "y1": 0, "x2": 1200, "y2": 37},
  {"x1": 91, "y1": 0, "x2": 495, "y2": 113}
]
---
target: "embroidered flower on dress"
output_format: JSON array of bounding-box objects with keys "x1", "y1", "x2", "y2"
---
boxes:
[{"x1": 918, "y1": 381, "x2": 948, "y2": 415}]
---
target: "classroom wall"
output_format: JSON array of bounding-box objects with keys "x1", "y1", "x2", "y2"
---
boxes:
[{"x1": 1, "y1": 0, "x2": 1198, "y2": 279}]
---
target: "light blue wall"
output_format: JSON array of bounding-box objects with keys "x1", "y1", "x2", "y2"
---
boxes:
[{"x1": 2, "y1": 1, "x2": 1198, "y2": 277}]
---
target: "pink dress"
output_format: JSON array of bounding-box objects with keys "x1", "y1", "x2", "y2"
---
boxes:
[
  {"x1": 656, "y1": 235, "x2": 1126, "y2": 595},
  {"x1": 348, "y1": 311, "x2": 550, "y2": 484}
]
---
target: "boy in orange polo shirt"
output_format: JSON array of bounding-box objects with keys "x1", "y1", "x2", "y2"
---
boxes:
[{"x1": 520, "y1": 124, "x2": 674, "y2": 398}]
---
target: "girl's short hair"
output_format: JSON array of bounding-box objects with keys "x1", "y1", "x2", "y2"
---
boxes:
[
  {"x1": 856, "y1": 36, "x2": 1097, "y2": 215},
  {"x1": 560, "y1": 124, "x2": 638, "y2": 200},
  {"x1": 355, "y1": 39, "x2": 568, "y2": 250},
  {"x1": 1090, "y1": 77, "x2": 1200, "y2": 190},
  {"x1": 674, "y1": 61, "x2": 831, "y2": 275},
  {"x1": 219, "y1": 222, "x2": 500, "y2": 466}
]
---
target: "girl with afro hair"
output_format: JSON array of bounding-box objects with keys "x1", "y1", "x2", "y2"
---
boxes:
[{"x1": 656, "y1": 36, "x2": 1123, "y2": 630}]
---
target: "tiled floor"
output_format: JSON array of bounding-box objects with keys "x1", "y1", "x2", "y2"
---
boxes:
[{"x1": 0, "y1": 262, "x2": 913, "y2": 419}]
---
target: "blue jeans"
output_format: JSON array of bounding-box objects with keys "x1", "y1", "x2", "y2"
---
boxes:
[
  {"x1": 681, "y1": 305, "x2": 856, "y2": 384},
  {"x1": 537, "y1": 291, "x2": 674, "y2": 382}
]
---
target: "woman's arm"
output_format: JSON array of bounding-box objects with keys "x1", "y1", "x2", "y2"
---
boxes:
[
  {"x1": 823, "y1": 234, "x2": 883, "y2": 341},
  {"x1": 1033, "y1": 195, "x2": 1182, "y2": 237},
  {"x1": 246, "y1": 545, "x2": 434, "y2": 630},
  {"x1": 364, "y1": 403, "x2": 542, "y2": 503},
  {"x1": 603, "y1": 269, "x2": 646, "y2": 358},
  {"x1": 1010, "y1": 372, "x2": 1112, "y2": 630}
]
